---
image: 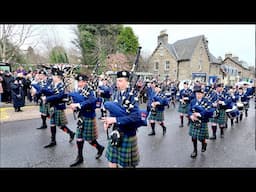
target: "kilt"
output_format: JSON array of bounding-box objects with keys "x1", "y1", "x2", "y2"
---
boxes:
[
  {"x1": 209, "y1": 109, "x2": 226, "y2": 125},
  {"x1": 106, "y1": 134, "x2": 139, "y2": 167},
  {"x1": 148, "y1": 110, "x2": 164, "y2": 121},
  {"x1": 39, "y1": 103, "x2": 50, "y2": 116},
  {"x1": 178, "y1": 103, "x2": 189, "y2": 114},
  {"x1": 50, "y1": 109, "x2": 68, "y2": 126},
  {"x1": 76, "y1": 117, "x2": 98, "y2": 141},
  {"x1": 189, "y1": 122, "x2": 209, "y2": 140}
]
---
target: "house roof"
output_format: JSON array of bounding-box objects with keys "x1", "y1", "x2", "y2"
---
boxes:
[
  {"x1": 172, "y1": 35, "x2": 203, "y2": 60},
  {"x1": 153, "y1": 34, "x2": 221, "y2": 64}
]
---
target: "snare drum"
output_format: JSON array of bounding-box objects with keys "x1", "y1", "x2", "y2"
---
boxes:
[
  {"x1": 236, "y1": 102, "x2": 244, "y2": 111},
  {"x1": 226, "y1": 107, "x2": 239, "y2": 119}
]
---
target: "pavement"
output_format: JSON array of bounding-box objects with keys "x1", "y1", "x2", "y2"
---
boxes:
[{"x1": 0, "y1": 102, "x2": 73, "y2": 123}]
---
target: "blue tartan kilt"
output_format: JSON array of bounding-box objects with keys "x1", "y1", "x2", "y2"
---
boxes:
[
  {"x1": 148, "y1": 110, "x2": 164, "y2": 121},
  {"x1": 106, "y1": 134, "x2": 140, "y2": 167},
  {"x1": 39, "y1": 103, "x2": 50, "y2": 116},
  {"x1": 178, "y1": 103, "x2": 189, "y2": 114},
  {"x1": 76, "y1": 117, "x2": 98, "y2": 141},
  {"x1": 50, "y1": 109, "x2": 68, "y2": 126},
  {"x1": 189, "y1": 122, "x2": 209, "y2": 140},
  {"x1": 209, "y1": 109, "x2": 226, "y2": 125}
]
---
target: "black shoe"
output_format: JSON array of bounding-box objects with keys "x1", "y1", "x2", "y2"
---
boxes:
[
  {"x1": 37, "y1": 125, "x2": 47, "y2": 129},
  {"x1": 44, "y1": 141, "x2": 56, "y2": 148},
  {"x1": 220, "y1": 134, "x2": 224, "y2": 138},
  {"x1": 201, "y1": 143, "x2": 207, "y2": 152},
  {"x1": 190, "y1": 151, "x2": 197, "y2": 158},
  {"x1": 69, "y1": 132, "x2": 75, "y2": 143},
  {"x1": 163, "y1": 127, "x2": 166, "y2": 136},
  {"x1": 95, "y1": 146, "x2": 105, "y2": 159},
  {"x1": 70, "y1": 156, "x2": 84, "y2": 167},
  {"x1": 179, "y1": 124, "x2": 184, "y2": 128},
  {"x1": 209, "y1": 135, "x2": 216, "y2": 140},
  {"x1": 148, "y1": 132, "x2": 155, "y2": 136}
]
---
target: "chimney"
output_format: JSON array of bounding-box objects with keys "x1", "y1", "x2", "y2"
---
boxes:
[
  {"x1": 225, "y1": 53, "x2": 232, "y2": 58},
  {"x1": 217, "y1": 56, "x2": 222, "y2": 63},
  {"x1": 158, "y1": 30, "x2": 168, "y2": 45},
  {"x1": 232, "y1": 56, "x2": 239, "y2": 62}
]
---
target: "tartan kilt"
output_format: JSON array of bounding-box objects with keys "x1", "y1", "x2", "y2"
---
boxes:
[
  {"x1": 178, "y1": 103, "x2": 189, "y2": 114},
  {"x1": 209, "y1": 109, "x2": 226, "y2": 125},
  {"x1": 148, "y1": 110, "x2": 164, "y2": 121},
  {"x1": 50, "y1": 109, "x2": 68, "y2": 126},
  {"x1": 39, "y1": 103, "x2": 50, "y2": 116},
  {"x1": 106, "y1": 134, "x2": 140, "y2": 167},
  {"x1": 76, "y1": 117, "x2": 98, "y2": 141},
  {"x1": 189, "y1": 122, "x2": 209, "y2": 140}
]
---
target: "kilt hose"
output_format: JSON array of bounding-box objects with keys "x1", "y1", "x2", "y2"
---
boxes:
[
  {"x1": 76, "y1": 117, "x2": 98, "y2": 141},
  {"x1": 50, "y1": 109, "x2": 68, "y2": 126},
  {"x1": 189, "y1": 122, "x2": 209, "y2": 140},
  {"x1": 148, "y1": 110, "x2": 164, "y2": 121},
  {"x1": 106, "y1": 134, "x2": 139, "y2": 167},
  {"x1": 178, "y1": 103, "x2": 189, "y2": 114}
]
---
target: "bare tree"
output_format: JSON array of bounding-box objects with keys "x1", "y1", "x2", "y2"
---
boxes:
[{"x1": 0, "y1": 24, "x2": 39, "y2": 62}]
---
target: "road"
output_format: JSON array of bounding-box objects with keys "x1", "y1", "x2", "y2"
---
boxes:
[{"x1": 0, "y1": 99, "x2": 255, "y2": 168}]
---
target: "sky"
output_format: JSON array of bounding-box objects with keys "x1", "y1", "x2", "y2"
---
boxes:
[
  {"x1": 26, "y1": 24, "x2": 255, "y2": 67},
  {"x1": 125, "y1": 24, "x2": 255, "y2": 67}
]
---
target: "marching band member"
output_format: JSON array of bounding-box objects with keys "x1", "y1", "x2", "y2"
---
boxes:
[
  {"x1": 177, "y1": 81, "x2": 193, "y2": 128},
  {"x1": 69, "y1": 74, "x2": 105, "y2": 167},
  {"x1": 234, "y1": 87, "x2": 249, "y2": 122},
  {"x1": 31, "y1": 70, "x2": 52, "y2": 129},
  {"x1": 209, "y1": 83, "x2": 232, "y2": 140},
  {"x1": 41, "y1": 70, "x2": 75, "y2": 148},
  {"x1": 147, "y1": 84, "x2": 168, "y2": 136},
  {"x1": 102, "y1": 70, "x2": 141, "y2": 168},
  {"x1": 188, "y1": 85, "x2": 214, "y2": 158},
  {"x1": 97, "y1": 77, "x2": 112, "y2": 119}
]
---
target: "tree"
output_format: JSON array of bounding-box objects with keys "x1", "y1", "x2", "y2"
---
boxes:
[
  {"x1": 49, "y1": 46, "x2": 69, "y2": 64},
  {"x1": 116, "y1": 26, "x2": 139, "y2": 55},
  {"x1": 0, "y1": 24, "x2": 38, "y2": 62},
  {"x1": 72, "y1": 24, "x2": 123, "y2": 73}
]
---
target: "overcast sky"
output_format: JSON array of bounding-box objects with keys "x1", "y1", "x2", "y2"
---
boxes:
[
  {"x1": 31, "y1": 24, "x2": 255, "y2": 67},
  {"x1": 125, "y1": 24, "x2": 255, "y2": 67}
]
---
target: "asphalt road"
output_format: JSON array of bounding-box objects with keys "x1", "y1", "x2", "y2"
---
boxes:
[{"x1": 1, "y1": 99, "x2": 255, "y2": 168}]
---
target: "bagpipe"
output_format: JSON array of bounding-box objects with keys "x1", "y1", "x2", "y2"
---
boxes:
[
  {"x1": 180, "y1": 89, "x2": 192, "y2": 107},
  {"x1": 191, "y1": 98, "x2": 214, "y2": 128},
  {"x1": 150, "y1": 91, "x2": 169, "y2": 116}
]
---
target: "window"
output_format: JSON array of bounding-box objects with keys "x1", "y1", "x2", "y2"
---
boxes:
[
  {"x1": 165, "y1": 61, "x2": 170, "y2": 70},
  {"x1": 155, "y1": 62, "x2": 159, "y2": 70}
]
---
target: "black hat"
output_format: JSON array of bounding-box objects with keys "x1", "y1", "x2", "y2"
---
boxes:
[
  {"x1": 193, "y1": 85, "x2": 204, "y2": 93},
  {"x1": 52, "y1": 70, "x2": 63, "y2": 77},
  {"x1": 75, "y1": 74, "x2": 88, "y2": 81},
  {"x1": 38, "y1": 70, "x2": 47, "y2": 76},
  {"x1": 216, "y1": 83, "x2": 223, "y2": 88},
  {"x1": 117, "y1": 70, "x2": 130, "y2": 79}
]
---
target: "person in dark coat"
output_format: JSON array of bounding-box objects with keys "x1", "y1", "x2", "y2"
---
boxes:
[{"x1": 11, "y1": 74, "x2": 25, "y2": 112}]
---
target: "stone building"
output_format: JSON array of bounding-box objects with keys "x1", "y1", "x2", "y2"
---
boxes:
[
  {"x1": 148, "y1": 30, "x2": 222, "y2": 84},
  {"x1": 222, "y1": 53, "x2": 255, "y2": 85}
]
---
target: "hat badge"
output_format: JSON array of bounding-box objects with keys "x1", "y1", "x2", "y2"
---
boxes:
[
  {"x1": 122, "y1": 71, "x2": 127, "y2": 76},
  {"x1": 79, "y1": 76, "x2": 83, "y2": 81}
]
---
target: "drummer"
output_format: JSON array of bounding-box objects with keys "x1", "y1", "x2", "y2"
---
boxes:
[{"x1": 234, "y1": 87, "x2": 249, "y2": 122}]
